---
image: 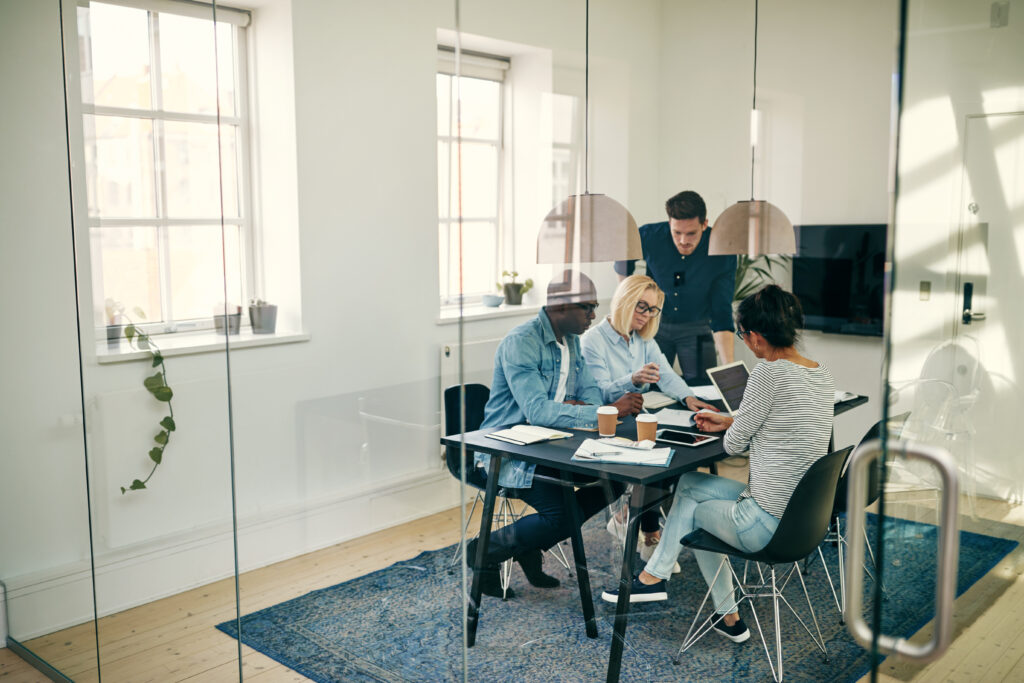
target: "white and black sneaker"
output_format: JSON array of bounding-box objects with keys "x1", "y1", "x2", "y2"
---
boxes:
[
  {"x1": 600, "y1": 576, "x2": 667, "y2": 604},
  {"x1": 713, "y1": 617, "x2": 751, "y2": 643}
]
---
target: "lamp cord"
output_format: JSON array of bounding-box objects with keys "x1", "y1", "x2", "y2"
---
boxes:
[
  {"x1": 750, "y1": 0, "x2": 759, "y2": 200},
  {"x1": 585, "y1": 0, "x2": 589, "y2": 195}
]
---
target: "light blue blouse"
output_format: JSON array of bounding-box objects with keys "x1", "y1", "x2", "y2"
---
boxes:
[{"x1": 580, "y1": 317, "x2": 696, "y2": 405}]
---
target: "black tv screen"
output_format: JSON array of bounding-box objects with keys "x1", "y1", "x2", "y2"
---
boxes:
[{"x1": 792, "y1": 224, "x2": 886, "y2": 336}]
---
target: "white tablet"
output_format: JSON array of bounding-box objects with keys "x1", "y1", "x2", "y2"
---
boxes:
[
  {"x1": 705, "y1": 361, "x2": 750, "y2": 415},
  {"x1": 656, "y1": 429, "x2": 719, "y2": 447}
]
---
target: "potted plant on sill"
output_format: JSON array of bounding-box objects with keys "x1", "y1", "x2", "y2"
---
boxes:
[
  {"x1": 213, "y1": 303, "x2": 242, "y2": 335},
  {"x1": 499, "y1": 270, "x2": 533, "y2": 306},
  {"x1": 248, "y1": 298, "x2": 278, "y2": 334}
]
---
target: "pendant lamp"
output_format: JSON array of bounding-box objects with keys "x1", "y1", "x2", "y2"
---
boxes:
[
  {"x1": 536, "y1": 0, "x2": 641, "y2": 264},
  {"x1": 709, "y1": 0, "x2": 796, "y2": 257}
]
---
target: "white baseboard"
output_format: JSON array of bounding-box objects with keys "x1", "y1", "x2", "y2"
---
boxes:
[{"x1": 3, "y1": 469, "x2": 461, "y2": 640}]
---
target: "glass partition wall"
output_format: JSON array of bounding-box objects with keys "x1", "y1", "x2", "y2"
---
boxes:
[{"x1": 10, "y1": 0, "x2": 1024, "y2": 682}]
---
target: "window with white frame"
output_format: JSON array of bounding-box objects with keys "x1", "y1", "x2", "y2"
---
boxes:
[
  {"x1": 436, "y1": 47, "x2": 509, "y2": 305},
  {"x1": 77, "y1": 0, "x2": 253, "y2": 334}
]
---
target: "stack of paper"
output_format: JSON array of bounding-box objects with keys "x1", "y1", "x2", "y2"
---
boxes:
[
  {"x1": 691, "y1": 384, "x2": 722, "y2": 401},
  {"x1": 572, "y1": 439, "x2": 674, "y2": 467},
  {"x1": 834, "y1": 390, "x2": 858, "y2": 404},
  {"x1": 653, "y1": 408, "x2": 718, "y2": 429}
]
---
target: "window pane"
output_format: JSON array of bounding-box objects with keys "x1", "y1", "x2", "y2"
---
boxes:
[
  {"x1": 455, "y1": 142, "x2": 498, "y2": 218},
  {"x1": 84, "y1": 114, "x2": 156, "y2": 218},
  {"x1": 167, "y1": 225, "x2": 243, "y2": 321},
  {"x1": 164, "y1": 122, "x2": 239, "y2": 218},
  {"x1": 456, "y1": 77, "x2": 500, "y2": 139},
  {"x1": 436, "y1": 74, "x2": 451, "y2": 136},
  {"x1": 552, "y1": 93, "x2": 577, "y2": 145},
  {"x1": 78, "y1": 3, "x2": 152, "y2": 109},
  {"x1": 159, "y1": 14, "x2": 236, "y2": 117},
  {"x1": 90, "y1": 226, "x2": 162, "y2": 326},
  {"x1": 444, "y1": 221, "x2": 497, "y2": 297},
  {"x1": 437, "y1": 141, "x2": 450, "y2": 219}
]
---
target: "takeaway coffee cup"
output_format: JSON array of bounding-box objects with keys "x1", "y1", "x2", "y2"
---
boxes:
[
  {"x1": 636, "y1": 413, "x2": 658, "y2": 442},
  {"x1": 597, "y1": 406, "x2": 618, "y2": 437}
]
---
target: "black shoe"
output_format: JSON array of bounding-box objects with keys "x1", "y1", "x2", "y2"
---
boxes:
[
  {"x1": 465, "y1": 539, "x2": 515, "y2": 599},
  {"x1": 475, "y1": 565, "x2": 515, "y2": 599},
  {"x1": 713, "y1": 616, "x2": 750, "y2": 643},
  {"x1": 515, "y1": 549, "x2": 560, "y2": 588},
  {"x1": 600, "y1": 576, "x2": 667, "y2": 604}
]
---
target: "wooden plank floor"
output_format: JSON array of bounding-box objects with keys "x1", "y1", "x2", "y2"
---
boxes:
[{"x1": 3, "y1": 464, "x2": 1024, "y2": 682}]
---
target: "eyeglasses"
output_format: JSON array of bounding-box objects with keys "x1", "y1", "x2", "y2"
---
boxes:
[
  {"x1": 735, "y1": 329, "x2": 749, "y2": 340},
  {"x1": 635, "y1": 301, "x2": 662, "y2": 317},
  {"x1": 574, "y1": 302, "x2": 599, "y2": 314}
]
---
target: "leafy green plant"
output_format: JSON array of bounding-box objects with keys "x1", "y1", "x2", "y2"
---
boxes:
[
  {"x1": 497, "y1": 270, "x2": 533, "y2": 294},
  {"x1": 107, "y1": 302, "x2": 176, "y2": 494},
  {"x1": 734, "y1": 254, "x2": 791, "y2": 302}
]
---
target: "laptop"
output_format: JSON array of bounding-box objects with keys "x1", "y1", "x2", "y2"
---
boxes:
[{"x1": 705, "y1": 361, "x2": 750, "y2": 415}]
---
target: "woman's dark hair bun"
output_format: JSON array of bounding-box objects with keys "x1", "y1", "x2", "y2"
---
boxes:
[{"x1": 735, "y1": 284, "x2": 804, "y2": 348}]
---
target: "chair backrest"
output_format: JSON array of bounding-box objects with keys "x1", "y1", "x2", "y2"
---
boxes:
[
  {"x1": 443, "y1": 383, "x2": 490, "y2": 487},
  {"x1": 831, "y1": 413, "x2": 909, "y2": 516},
  {"x1": 760, "y1": 446, "x2": 853, "y2": 564}
]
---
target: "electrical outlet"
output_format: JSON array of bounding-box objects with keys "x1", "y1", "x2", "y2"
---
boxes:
[{"x1": 919, "y1": 281, "x2": 932, "y2": 301}]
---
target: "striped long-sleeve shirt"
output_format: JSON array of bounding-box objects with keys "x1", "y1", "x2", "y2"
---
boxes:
[{"x1": 725, "y1": 359, "x2": 835, "y2": 519}]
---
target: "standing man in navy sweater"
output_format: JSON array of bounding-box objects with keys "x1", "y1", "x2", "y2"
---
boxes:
[{"x1": 614, "y1": 191, "x2": 737, "y2": 384}]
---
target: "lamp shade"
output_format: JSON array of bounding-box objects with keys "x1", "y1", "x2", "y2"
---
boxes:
[
  {"x1": 708, "y1": 199, "x2": 796, "y2": 257},
  {"x1": 537, "y1": 193, "x2": 642, "y2": 264}
]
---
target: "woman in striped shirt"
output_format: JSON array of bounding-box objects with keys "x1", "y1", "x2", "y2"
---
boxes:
[{"x1": 600, "y1": 285, "x2": 834, "y2": 644}]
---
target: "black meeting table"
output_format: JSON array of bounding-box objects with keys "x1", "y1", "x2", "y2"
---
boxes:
[{"x1": 440, "y1": 396, "x2": 868, "y2": 683}]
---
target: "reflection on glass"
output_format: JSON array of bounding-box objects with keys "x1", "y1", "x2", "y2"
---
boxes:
[
  {"x1": 159, "y1": 14, "x2": 236, "y2": 117},
  {"x1": 164, "y1": 122, "x2": 239, "y2": 217},
  {"x1": 77, "y1": 3, "x2": 151, "y2": 109},
  {"x1": 83, "y1": 114, "x2": 156, "y2": 218},
  {"x1": 89, "y1": 226, "x2": 162, "y2": 326},
  {"x1": 167, "y1": 224, "x2": 243, "y2": 320}
]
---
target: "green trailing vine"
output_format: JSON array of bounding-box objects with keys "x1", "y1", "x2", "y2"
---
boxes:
[{"x1": 112, "y1": 306, "x2": 176, "y2": 494}]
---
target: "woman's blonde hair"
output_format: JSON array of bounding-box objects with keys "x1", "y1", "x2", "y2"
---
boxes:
[{"x1": 610, "y1": 275, "x2": 664, "y2": 340}]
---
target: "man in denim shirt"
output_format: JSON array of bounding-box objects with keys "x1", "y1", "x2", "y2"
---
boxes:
[{"x1": 470, "y1": 271, "x2": 642, "y2": 597}]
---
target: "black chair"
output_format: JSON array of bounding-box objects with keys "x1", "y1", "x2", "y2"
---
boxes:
[
  {"x1": 815, "y1": 413, "x2": 909, "y2": 621},
  {"x1": 674, "y1": 446, "x2": 853, "y2": 683},
  {"x1": 442, "y1": 384, "x2": 570, "y2": 597}
]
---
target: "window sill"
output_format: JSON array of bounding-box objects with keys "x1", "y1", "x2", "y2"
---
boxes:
[
  {"x1": 436, "y1": 302, "x2": 544, "y2": 325},
  {"x1": 96, "y1": 329, "x2": 311, "y2": 364},
  {"x1": 436, "y1": 298, "x2": 611, "y2": 325}
]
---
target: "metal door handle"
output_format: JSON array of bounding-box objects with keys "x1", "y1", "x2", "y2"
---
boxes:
[
  {"x1": 844, "y1": 438, "x2": 959, "y2": 662},
  {"x1": 962, "y1": 282, "x2": 984, "y2": 324}
]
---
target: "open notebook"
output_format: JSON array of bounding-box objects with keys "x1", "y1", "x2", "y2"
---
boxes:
[{"x1": 486, "y1": 425, "x2": 572, "y2": 445}]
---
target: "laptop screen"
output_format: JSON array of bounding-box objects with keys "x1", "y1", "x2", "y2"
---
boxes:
[{"x1": 706, "y1": 361, "x2": 750, "y2": 415}]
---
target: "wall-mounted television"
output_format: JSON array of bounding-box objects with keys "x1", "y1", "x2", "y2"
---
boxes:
[{"x1": 792, "y1": 224, "x2": 886, "y2": 337}]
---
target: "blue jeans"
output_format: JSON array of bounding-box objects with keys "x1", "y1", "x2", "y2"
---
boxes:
[{"x1": 645, "y1": 471, "x2": 779, "y2": 614}]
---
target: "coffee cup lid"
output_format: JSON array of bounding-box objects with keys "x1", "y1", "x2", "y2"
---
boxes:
[
  {"x1": 597, "y1": 405, "x2": 618, "y2": 414},
  {"x1": 636, "y1": 413, "x2": 658, "y2": 422}
]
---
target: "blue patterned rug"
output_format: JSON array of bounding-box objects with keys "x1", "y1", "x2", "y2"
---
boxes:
[{"x1": 218, "y1": 514, "x2": 1016, "y2": 682}]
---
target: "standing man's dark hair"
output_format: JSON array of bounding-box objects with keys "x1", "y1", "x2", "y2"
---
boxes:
[
  {"x1": 665, "y1": 190, "x2": 707, "y2": 224},
  {"x1": 614, "y1": 190, "x2": 737, "y2": 383}
]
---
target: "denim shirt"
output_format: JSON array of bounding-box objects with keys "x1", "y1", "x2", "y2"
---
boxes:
[
  {"x1": 580, "y1": 317, "x2": 696, "y2": 405},
  {"x1": 476, "y1": 310, "x2": 603, "y2": 488}
]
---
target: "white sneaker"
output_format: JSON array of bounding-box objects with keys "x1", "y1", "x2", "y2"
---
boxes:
[
  {"x1": 606, "y1": 514, "x2": 628, "y2": 545},
  {"x1": 638, "y1": 536, "x2": 681, "y2": 574}
]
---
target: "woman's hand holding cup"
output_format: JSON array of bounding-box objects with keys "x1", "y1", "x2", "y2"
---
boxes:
[{"x1": 631, "y1": 362, "x2": 660, "y2": 387}]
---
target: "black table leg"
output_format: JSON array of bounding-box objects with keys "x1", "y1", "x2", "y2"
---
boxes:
[
  {"x1": 561, "y1": 473, "x2": 599, "y2": 639},
  {"x1": 606, "y1": 485, "x2": 644, "y2": 683},
  {"x1": 467, "y1": 454, "x2": 502, "y2": 648}
]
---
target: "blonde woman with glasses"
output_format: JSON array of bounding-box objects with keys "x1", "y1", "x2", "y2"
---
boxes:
[{"x1": 581, "y1": 275, "x2": 719, "y2": 562}]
